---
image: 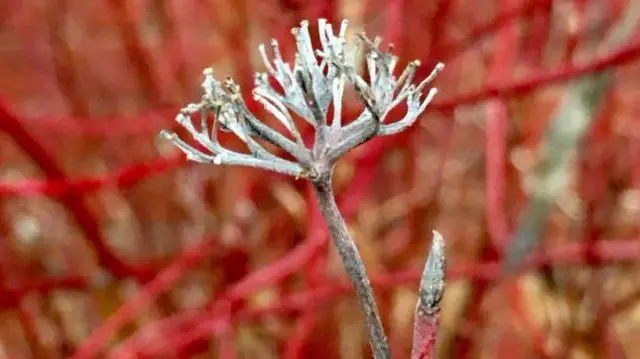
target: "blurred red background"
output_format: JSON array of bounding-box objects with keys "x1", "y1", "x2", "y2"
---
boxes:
[{"x1": 1, "y1": 0, "x2": 639, "y2": 358}]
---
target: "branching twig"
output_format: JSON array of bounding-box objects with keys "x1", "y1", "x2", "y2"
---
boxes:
[{"x1": 160, "y1": 18, "x2": 445, "y2": 358}]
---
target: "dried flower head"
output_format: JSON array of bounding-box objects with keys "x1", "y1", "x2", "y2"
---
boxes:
[
  {"x1": 160, "y1": 19, "x2": 446, "y2": 359},
  {"x1": 161, "y1": 19, "x2": 443, "y2": 181}
]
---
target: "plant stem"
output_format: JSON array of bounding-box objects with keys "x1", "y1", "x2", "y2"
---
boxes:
[
  {"x1": 411, "y1": 231, "x2": 446, "y2": 359},
  {"x1": 312, "y1": 173, "x2": 390, "y2": 359}
]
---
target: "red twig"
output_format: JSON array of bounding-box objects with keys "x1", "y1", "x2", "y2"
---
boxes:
[
  {"x1": 9, "y1": 0, "x2": 559, "y2": 136},
  {"x1": 523, "y1": 0, "x2": 552, "y2": 66},
  {"x1": 22, "y1": 108, "x2": 178, "y2": 136},
  {"x1": 107, "y1": 0, "x2": 164, "y2": 105},
  {"x1": 116, "y1": 235, "x2": 640, "y2": 356},
  {"x1": 3, "y1": 37, "x2": 638, "y2": 203},
  {"x1": 411, "y1": 311, "x2": 440, "y2": 359},
  {"x1": 504, "y1": 281, "x2": 552, "y2": 358},
  {"x1": 283, "y1": 310, "x2": 319, "y2": 359},
  {"x1": 437, "y1": 0, "x2": 549, "y2": 65},
  {"x1": 0, "y1": 154, "x2": 185, "y2": 197},
  {"x1": 430, "y1": 37, "x2": 640, "y2": 113},
  {"x1": 0, "y1": 103, "x2": 138, "y2": 278},
  {"x1": 46, "y1": 1, "x2": 89, "y2": 117},
  {"x1": 484, "y1": 0, "x2": 518, "y2": 249},
  {"x1": 411, "y1": 232, "x2": 446, "y2": 359},
  {"x1": 71, "y1": 237, "x2": 217, "y2": 359}
]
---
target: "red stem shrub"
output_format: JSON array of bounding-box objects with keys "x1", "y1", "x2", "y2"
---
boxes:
[{"x1": 0, "y1": 0, "x2": 639, "y2": 358}]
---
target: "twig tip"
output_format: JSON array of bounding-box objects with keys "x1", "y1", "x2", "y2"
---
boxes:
[{"x1": 418, "y1": 230, "x2": 446, "y2": 314}]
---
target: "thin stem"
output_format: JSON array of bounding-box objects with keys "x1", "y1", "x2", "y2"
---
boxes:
[{"x1": 311, "y1": 173, "x2": 390, "y2": 359}]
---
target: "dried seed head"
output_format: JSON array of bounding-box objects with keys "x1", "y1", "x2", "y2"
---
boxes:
[{"x1": 161, "y1": 18, "x2": 444, "y2": 179}]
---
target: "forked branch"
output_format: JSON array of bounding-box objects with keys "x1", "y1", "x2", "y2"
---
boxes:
[{"x1": 160, "y1": 18, "x2": 446, "y2": 359}]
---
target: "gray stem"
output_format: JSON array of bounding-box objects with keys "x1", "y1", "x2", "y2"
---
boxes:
[{"x1": 312, "y1": 173, "x2": 390, "y2": 359}]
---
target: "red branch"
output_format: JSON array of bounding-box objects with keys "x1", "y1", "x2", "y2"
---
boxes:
[
  {"x1": 111, "y1": 236, "x2": 640, "y2": 357},
  {"x1": 430, "y1": 37, "x2": 640, "y2": 113},
  {"x1": 71, "y1": 236, "x2": 218, "y2": 359},
  {"x1": 3, "y1": 38, "x2": 639, "y2": 200},
  {"x1": 6, "y1": 0, "x2": 602, "y2": 138},
  {"x1": 411, "y1": 311, "x2": 440, "y2": 359},
  {"x1": 0, "y1": 103, "x2": 142, "y2": 278}
]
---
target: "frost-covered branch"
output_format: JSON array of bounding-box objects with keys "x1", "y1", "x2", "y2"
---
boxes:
[{"x1": 160, "y1": 18, "x2": 445, "y2": 359}]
